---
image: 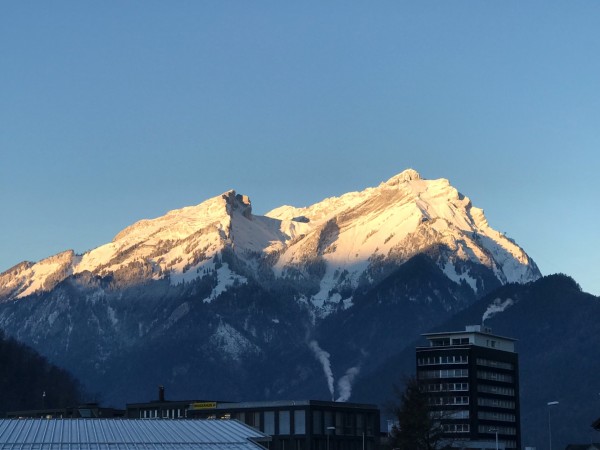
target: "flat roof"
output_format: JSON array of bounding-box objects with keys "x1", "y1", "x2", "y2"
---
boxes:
[
  {"x1": 421, "y1": 330, "x2": 517, "y2": 342},
  {"x1": 206, "y1": 400, "x2": 378, "y2": 410}
]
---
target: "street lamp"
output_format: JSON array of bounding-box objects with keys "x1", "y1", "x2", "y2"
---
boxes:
[
  {"x1": 547, "y1": 401, "x2": 559, "y2": 450},
  {"x1": 489, "y1": 428, "x2": 499, "y2": 450},
  {"x1": 326, "y1": 426, "x2": 335, "y2": 450}
]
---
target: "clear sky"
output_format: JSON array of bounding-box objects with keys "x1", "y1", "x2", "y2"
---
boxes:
[{"x1": 1, "y1": 2, "x2": 599, "y2": 295}]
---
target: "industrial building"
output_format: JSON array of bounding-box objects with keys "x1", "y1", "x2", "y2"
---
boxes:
[
  {"x1": 125, "y1": 385, "x2": 219, "y2": 419},
  {"x1": 124, "y1": 394, "x2": 380, "y2": 450},
  {"x1": 416, "y1": 325, "x2": 521, "y2": 450},
  {"x1": 186, "y1": 400, "x2": 380, "y2": 450}
]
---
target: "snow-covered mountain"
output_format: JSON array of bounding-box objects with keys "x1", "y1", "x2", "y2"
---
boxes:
[
  {"x1": 0, "y1": 169, "x2": 542, "y2": 406},
  {"x1": 0, "y1": 169, "x2": 539, "y2": 309}
]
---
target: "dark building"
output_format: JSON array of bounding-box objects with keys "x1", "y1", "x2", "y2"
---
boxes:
[
  {"x1": 124, "y1": 387, "x2": 380, "y2": 449},
  {"x1": 186, "y1": 400, "x2": 380, "y2": 450},
  {"x1": 416, "y1": 325, "x2": 521, "y2": 450},
  {"x1": 126, "y1": 385, "x2": 219, "y2": 419}
]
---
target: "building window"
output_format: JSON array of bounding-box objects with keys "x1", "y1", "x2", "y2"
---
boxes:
[
  {"x1": 264, "y1": 411, "x2": 275, "y2": 435},
  {"x1": 478, "y1": 425, "x2": 516, "y2": 435},
  {"x1": 443, "y1": 424, "x2": 470, "y2": 433},
  {"x1": 478, "y1": 411, "x2": 516, "y2": 422},
  {"x1": 335, "y1": 412, "x2": 344, "y2": 435},
  {"x1": 431, "y1": 338, "x2": 451, "y2": 347},
  {"x1": 418, "y1": 369, "x2": 468, "y2": 379},
  {"x1": 356, "y1": 414, "x2": 364, "y2": 436},
  {"x1": 366, "y1": 414, "x2": 375, "y2": 436},
  {"x1": 476, "y1": 358, "x2": 514, "y2": 370},
  {"x1": 477, "y1": 371, "x2": 513, "y2": 383},
  {"x1": 438, "y1": 410, "x2": 469, "y2": 420},
  {"x1": 313, "y1": 410, "x2": 323, "y2": 435},
  {"x1": 245, "y1": 411, "x2": 261, "y2": 429},
  {"x1": 428, "y1": 396, "x2": 469, "y2": 406},
  {"x1": 324, "y1": 411, "x2": 334, "y2": 431},
  {"x1": 279, "y1": 410, "x2": 291, "y2": 435},
  {"x1": 294, "y1": 410, "x2": 306, "y2": 435},
  {"x1": 477, "y1": 398, "x2": 515, "y2": 409},
  {"x1": 478, "y1": 384, "x2": 515, "y2": 396},
  {"x1": 418, "y1": 355, "x2": 468, "y2": 366}
]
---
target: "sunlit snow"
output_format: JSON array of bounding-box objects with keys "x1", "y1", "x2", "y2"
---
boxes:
[{"x1": 2, "y1": 169, "x2": 540, "y2": 309}]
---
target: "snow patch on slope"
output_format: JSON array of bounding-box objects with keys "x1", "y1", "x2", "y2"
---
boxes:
[
  {"x1": 442, "y1": 261, "x2": 478, "y2": 293},
  {"x1": 210, "y1": 322, "x2": 260, "y2": 360},
  {"x1": 202, "y1": 263, "x2": 248, "y2": 303}
]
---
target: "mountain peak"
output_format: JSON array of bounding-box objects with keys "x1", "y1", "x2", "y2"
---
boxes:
[
  {"x1": 0, "y1": 169, "x2": 540, "y2": 302},
  {"x1": 383, "y1": 168, "x2": 422, "y2": 186}
]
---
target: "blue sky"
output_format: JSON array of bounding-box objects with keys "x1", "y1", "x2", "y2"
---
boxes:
[{"x1": 1, "y1": 2, "x2": 599, "y2": 295}]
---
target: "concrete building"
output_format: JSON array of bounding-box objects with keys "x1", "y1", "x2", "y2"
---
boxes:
[{"x1": 416, "y1": 325, "x2": 521, "y2": 450}]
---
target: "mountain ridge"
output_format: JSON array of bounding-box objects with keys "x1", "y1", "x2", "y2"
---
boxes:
[{"x1": 0, "y1": 169, "x2": 541, "y2": 311}]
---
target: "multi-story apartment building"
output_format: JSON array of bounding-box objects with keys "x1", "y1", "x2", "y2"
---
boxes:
[{"x1": 416, "y1": 325, "x2": 521, "y2": 450}]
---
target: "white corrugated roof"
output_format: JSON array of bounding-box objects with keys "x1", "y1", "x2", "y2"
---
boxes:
[{"x1": 0, "y1": 419, "x2": 269, "y2": 450}]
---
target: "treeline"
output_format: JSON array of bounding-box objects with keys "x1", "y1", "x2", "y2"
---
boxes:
[{"x1": 0, "y1": 330, "x2": 82, "y2": 416}]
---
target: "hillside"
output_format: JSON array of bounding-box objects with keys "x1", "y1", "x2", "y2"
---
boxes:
[
  {"x1": 0, "y1": 330, "x2": 82, "y2": 415},
  {"x1": 351, "y1": 274, "x2": 600, "y2": 450}
]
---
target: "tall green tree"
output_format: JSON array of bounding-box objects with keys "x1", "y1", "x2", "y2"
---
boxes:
[{"x1": 388, "y1": 376, "x2": 446, "y2": 450}]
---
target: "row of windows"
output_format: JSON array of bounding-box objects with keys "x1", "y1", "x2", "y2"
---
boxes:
[
  {"x1": 140, "y1": 409, "x2": 185, "y2": 419},
  {"x1": 418, "y1": 355, "x2": 469, "y2": 366},
  {"x1": 418, "y1": 369, "x2": 468, "y2": 379},
  {"x1": 478, "y1": 411, "x2": 516, "y2": 422},
  {"x1": 244, "y1": 410, "x2": 377, "y2": 437},
  {"x1": 443, "y1": 424, "x2": 470, "y2": 433},
  {"x1": 478, "y1": 425, "x2": 516, "y2": 435},
  {"x1": 430, "y1": 337, "x2": 471, "y2": 347},
  {"x1": 437, "y1": 410, "x2": 469, "y2": 420},
  {"x1": 476, "y1": 358, "x2": 514, "y2": 370},
  {"x1": 429, "y1": 396, "x2": 469, "y2": 406},
  {"x1": 477, "y1": 384, "x2": 515, "y2": 396},
  {"x1": 477, "y1": 371, "x2": 514, "y2": 383},
  {"x1": 312, "y1": 410, "x2": 376, "y2": 436},
  {"x1": 425, "y1": 382, "x2": 469, "y2": 392},
  {"x1": 477, "y1": 398, "x2": 516, "y2": 409},
  {"x1": 262, "y1": 410, "x2": 306, "y2": 435}
]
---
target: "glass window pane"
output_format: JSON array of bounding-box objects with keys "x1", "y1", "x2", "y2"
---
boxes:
[
  {"x1": 264, "y1": 411, "x2": 275, "y2": 435},
  {"x1": 294, "y1": 410, "x2": 306, "y2": 434},
  {"x1": 279, "y1": 410, "x2": 290, "y2": 435},
  {"x1": 313, "y1": 410, "x2": 323, "y2": 435}
]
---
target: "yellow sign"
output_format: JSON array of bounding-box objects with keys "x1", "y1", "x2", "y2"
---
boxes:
[{"x1": 190, "y1": 402, "x2": 217, "y2": 410}]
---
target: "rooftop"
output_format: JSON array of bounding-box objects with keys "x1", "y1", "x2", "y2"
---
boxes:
[{"x1": 0, "y1": 419, "x2": 269, "y2": 450}]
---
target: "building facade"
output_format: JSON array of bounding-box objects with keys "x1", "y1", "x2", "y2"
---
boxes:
[
  {"x1": 416, "y1": 325, "x2": 521, "y2": 450},
  {"x1": 186, "y1": 400, "x2": 380, "y2": 450}
]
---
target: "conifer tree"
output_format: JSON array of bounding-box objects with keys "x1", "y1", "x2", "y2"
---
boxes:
[{"x1": 389, "y1": 376, "x2": 446, "y2": 450}]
